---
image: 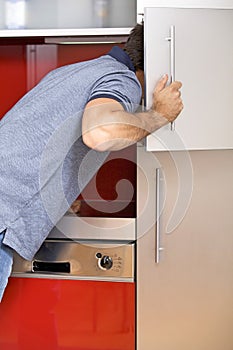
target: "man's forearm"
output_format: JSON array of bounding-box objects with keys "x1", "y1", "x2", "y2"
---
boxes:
[
  {"x1": 94, "y1": 108, "x2": 169, "y2": 151},
  {"x1": 82, "y1": 102, "x2": 169, "y2": 151}
]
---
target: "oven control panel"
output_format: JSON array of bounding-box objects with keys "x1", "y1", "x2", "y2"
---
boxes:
[{"x1": 12, "y1": 240, "x2": 135, "y2": 282}]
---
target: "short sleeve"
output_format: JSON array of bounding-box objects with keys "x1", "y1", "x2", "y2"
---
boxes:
[{"x1": 88, "y1": 70, "x2": 142, "y2": 113}]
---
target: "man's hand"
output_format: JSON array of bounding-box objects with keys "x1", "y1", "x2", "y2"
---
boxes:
[
  {"x1": 152, "y1": 74, "x2": 183, "y2": 122},
  {"x1": 68, "y1": 199, "x2": 81, "y2": 214}
]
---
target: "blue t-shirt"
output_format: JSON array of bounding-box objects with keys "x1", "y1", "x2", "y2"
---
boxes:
[{"x1": 0, "y1": 46, "x2": 141, "y2": 260}]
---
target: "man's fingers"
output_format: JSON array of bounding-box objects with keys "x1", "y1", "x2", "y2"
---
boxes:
[
  {"x1": 170, "y1": 81, "x2": 182, "y2": 90},
  {"x1": 155, "y1": 74, "x2": 169, "y2": 92},
  {"x1": 155, "y1": 76, "x2": 182, "y2": 94}
]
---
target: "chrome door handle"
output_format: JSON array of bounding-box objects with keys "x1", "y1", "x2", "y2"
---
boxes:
[
  {"x1": 166, "y1": 25, "x2": 176, "y2": 131},
  {"x1": 155, "y1": 168, "x2": 164, "y2": 263}
]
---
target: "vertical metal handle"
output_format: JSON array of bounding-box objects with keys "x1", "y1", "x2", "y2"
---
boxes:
[
  {"x1": 155, "y1": 168, "x2": 164, "y2": 263},
  {"x1": 166, "y1": 25, "x2": 176, "y2": 131},
  {"x1": 170, "y1": 25, "x2": 176, "y2": 84},
  {"x1": 26, "y1": 45, "x2": 37, "y2": 91}
]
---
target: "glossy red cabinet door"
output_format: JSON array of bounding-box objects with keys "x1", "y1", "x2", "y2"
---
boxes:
[
  {"x1": 0, "y1": 278, "x2": 135, "y2": 350},
  {"x1": 0, "y1": 45, "x2": 27, "y2": 119}
]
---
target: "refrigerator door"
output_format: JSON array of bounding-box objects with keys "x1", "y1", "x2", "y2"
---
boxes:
[
  {"x1": 144, "y1": 7, "x2": 233, "y2": 151},
  {"x1": 136, "y1": 147, "x2": 233, "y2": 350}
]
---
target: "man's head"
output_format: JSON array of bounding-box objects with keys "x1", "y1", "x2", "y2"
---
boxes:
[{"x1": 123, "y1": 23, "x2": 144, "y2": 72}]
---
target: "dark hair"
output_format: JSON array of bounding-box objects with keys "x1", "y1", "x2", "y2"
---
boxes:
[{"x1": 123, "y1": 23, "x2": 144, "y2": 71}]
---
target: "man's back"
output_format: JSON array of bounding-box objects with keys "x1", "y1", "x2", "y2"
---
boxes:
[{"x1": 0, "y1": 48, "x2": 141, "y2": 260}]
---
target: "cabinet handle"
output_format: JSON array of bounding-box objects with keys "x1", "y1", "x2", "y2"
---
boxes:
[
  {"x1": 166, "y1": 25, "x2": 176, "y2": 131},
  {"x1": 155, "y1": 168, "x2": 164, "y2": 263}
]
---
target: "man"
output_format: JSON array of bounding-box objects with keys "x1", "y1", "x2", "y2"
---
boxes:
[{"x1": 0, "y1": 23, "x2": 183, "y2": 300}]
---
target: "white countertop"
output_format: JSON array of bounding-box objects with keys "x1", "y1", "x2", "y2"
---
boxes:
[{"x1": 0, "y1": 27, "x2": 132, "y2": 38}]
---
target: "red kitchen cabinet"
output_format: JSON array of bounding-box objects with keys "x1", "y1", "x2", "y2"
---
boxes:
[
  {"x1": 0, "y1": 278, "x2": 135, "y2": 350},
  {"x1": 0, "y1": 45, "x2": 27, "y2": 118}
]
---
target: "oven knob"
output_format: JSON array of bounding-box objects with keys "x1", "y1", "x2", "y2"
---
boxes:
[{"x1": 99, "y1": 255, "x2": 113, "y2": 270}]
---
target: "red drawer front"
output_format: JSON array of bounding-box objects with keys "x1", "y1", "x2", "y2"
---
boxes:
[{"x1": 0, "y1": 277, "x2": 135, "y2": 350}]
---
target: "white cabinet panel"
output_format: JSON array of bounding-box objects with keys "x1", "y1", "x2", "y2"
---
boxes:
[
  {"x1": 137, "y1": 0, "x2": 233, "y2": 17},
  {"x1": 145, "y1": 7, "x2": 233, "y2": 150}
]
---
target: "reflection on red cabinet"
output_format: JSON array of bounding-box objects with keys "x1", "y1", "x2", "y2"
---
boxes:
[
  {"x1": 78, "y1": 146, "x2": 136, "y2": 217},
  {"x1": 0, "y1": 45, "x2": 27, "y2": 118},
  {"x1": 0, "y1": 278, "x2": 135, "y2": 350}
]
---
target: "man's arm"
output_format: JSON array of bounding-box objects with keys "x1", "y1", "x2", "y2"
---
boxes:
[{"x1": 82, "y1": 75, "x2": 183, "y2": 151}]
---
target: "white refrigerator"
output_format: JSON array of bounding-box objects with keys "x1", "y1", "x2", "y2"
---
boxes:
[{"x1": 136, "y1": 6, "x2": 233, "y2": 350}]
